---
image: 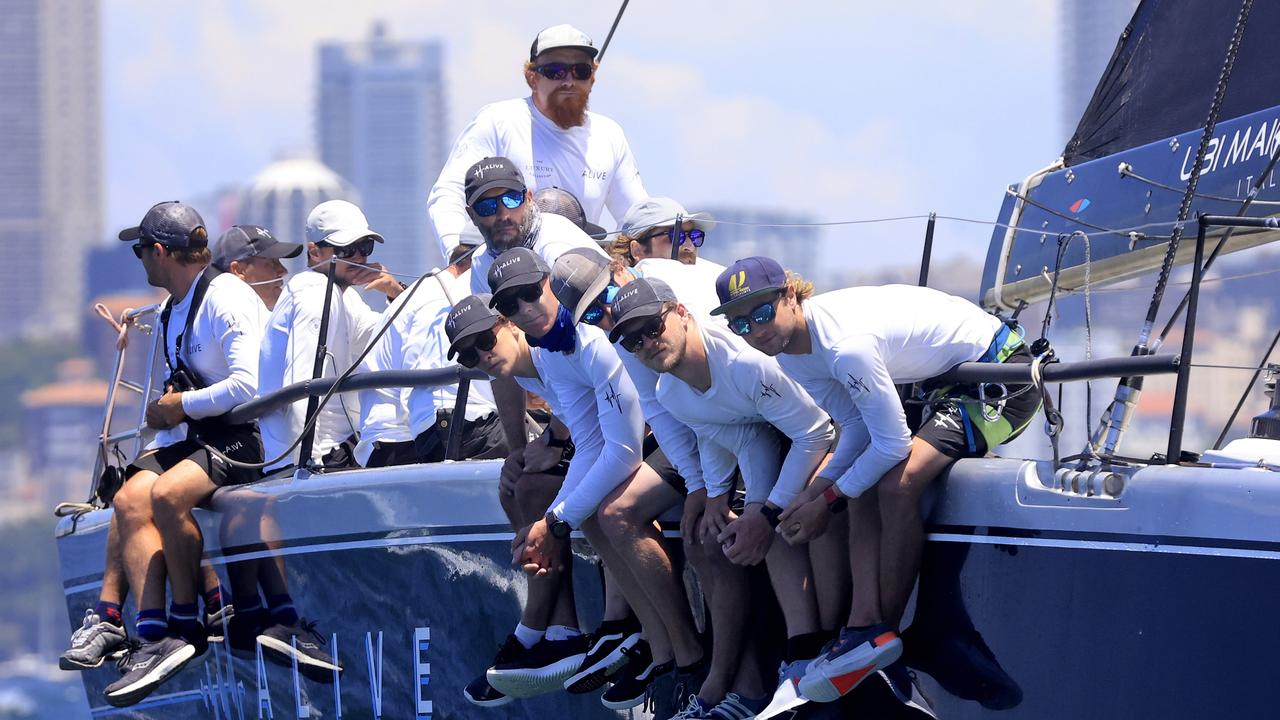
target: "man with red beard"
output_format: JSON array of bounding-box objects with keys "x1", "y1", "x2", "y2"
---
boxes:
[{"x1": 427, "y1": 24, "x2": 647, "y2": 270}]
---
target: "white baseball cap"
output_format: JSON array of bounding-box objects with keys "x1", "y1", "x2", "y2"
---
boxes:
[
  {"x1": 619, "y1": 197, "x2": 716, "y2": 239},
  {"x1": 305, "y1": 200, "x2": 385, "y2": 247},
  {"x1": 530, "y1": 24, "x2": 597, "y2": 61}
]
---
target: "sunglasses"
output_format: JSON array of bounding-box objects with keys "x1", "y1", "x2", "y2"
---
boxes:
[
  {"x1": 643, "y1": 228, "x2": 706, "y2": 248},
  {"x1": 131, "y1": 242, "x2": 151, "y2": 259},
  {"x1": 472, "y1": 190, "x2": 526, "y2": 218},
  {"x1": 319, "y1": 237, "x2": 376, "y2": 259},
  {"x1": 494, "y1": 281, "x2": 545, "y2": 317},
  {"x1": 619, "y1": 309, "x2": 672, "y2": 353},
  {"x1": 728, "y1": 297, "x2": 780, "y2": 336},
  {"x1": 455, "y1": 329, "x2": 499, "y2": 368},
  {"x1": 534, "y1": 62, "x2": 593, "y2": 82},
  {"x1": 581, "y1": 284, "x2": 620, "y2": 325}
]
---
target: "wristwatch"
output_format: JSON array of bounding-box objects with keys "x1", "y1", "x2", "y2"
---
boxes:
[
  {"x1": 760, "y1": 504, "x2": 783, "y2": 529},
  {"x1": 545, "y1": 510, "x2": 571, "y2": 539},
  {"x1": 822, "y1": 486, "x2": 848, "y2": 514}
]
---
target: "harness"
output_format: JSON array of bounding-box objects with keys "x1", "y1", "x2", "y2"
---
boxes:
[{"x1": 160, "y1": 266, "x2": 220, "y2": 391}]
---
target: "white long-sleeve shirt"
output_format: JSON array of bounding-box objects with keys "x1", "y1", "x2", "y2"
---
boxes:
[
  {"x1": 151, "y1": 271, "x2": 266, "y2": 450},
  {"x1": 469, "y1": 212, "x2": 607, "y2": 295},
  {"x1": 777, "y1": 285, "x2": 1003, "y2": 497},
  {"x1": 429, "y1": 97, "x2": 646, "y2": 269},
  {"x1": 656, "y1": 321, "x2": 833, "y2": 507},
  {"x1": 258, "y1": 272, "x2": 372, "y2": 470},
  {"x1": 539, "y1": 324, "x2": 644, "y2": 528}
]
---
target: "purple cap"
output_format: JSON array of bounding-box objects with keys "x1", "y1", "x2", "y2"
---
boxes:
[
  {"x1": 711, "y1": 256, "x2": 787, "y2": 315},
  {"x1": 118, "y1": 201, "x2": 207, "y2": 248}
]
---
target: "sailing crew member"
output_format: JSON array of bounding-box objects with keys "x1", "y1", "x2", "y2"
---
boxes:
[
  {"x1": 210, "y1": 224, "x2": 301, "y2": 310},
  {"x1": 426, "y1": 24, "x2": 645, "y2": 270},
  {"x1": 534, "y1": 186, "x2": 609, "y2": 242},
  {"x1": 94, "y1": 202, "x2": 266, "y2": 708},
  {"x1": 608, "y1": 277, "x2": 841, "y2": 718},
  {"x1": 256, "y1": 200, "x2": 400, "y2": 472},
  {"x1": 611, "y1": 196, "x2": 717, "y2": 267},
  {"x1": 713, "y1": 256, "x2": 1041, "y2": 705}
]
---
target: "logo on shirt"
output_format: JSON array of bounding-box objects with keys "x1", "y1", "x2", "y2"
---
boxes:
[
  {"x1": 760, "y1": 381, "x2": 781, "y2": 399},
  {"x1": 582, "y1": 168, "x2": 608, "y2": 181},
  {"x1": 727, "y1": 270, "x2": 750, "y2": 297},
  {"x1": 845, "y1": 374, "x2": 869, "y2": 395},
  {"x1": 933, "y1": 411, "x2": 961, "y2": 431},
  {"x1": 603, "y1": 383, "x2": 622, "y2": 412}
]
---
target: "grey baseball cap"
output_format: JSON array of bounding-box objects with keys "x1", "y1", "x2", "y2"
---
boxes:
[
  {"x1": 305, "y1": 200, "x2": 385, "y2": 247},
  {"x1": 446, "y1": 294, "x2": 500, "y2": 359},
  {"x1": 465, "y1": 157, "x2": 527, "y2": 207},
  {"x1": 212, "y1": 225, "x2": 302, "y2": 271},
  {"x1": 530, "y1": 24, "x2": 597, "y2": 61},
  {"x1": 550, "y1": 248, "x2": 612, "y2": 324},
  {"x1": 487, "y1": 247, "x2": 550, "y2": 303},
  {"x1": 118, "y1": 201, "x2": 208, "y2": 248},
  {"x1": 619, "y1": 197, "x2": 715, "y2": 240},
  {"x1": 535, "y1": 187, "x2": 607, "y2": 240},
  {"x1": 607, "y1": 277, "x2": 677, "y2": 342}
]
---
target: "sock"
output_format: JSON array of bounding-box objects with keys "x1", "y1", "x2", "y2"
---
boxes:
[
  {"x1": 95, "y1": 600, "x2": 123, "y2": 627},
  {"x1": 169, "y1": 602, "x2": 201, "y2": 639},
  {"x1": 202, "y1": 585, "x2": 226, "y2": 615},
  {"x1": 786, "y1": 631, "x2": 830, "y2": 663},
  {"x1": 233, "y1": 593, "x2": 263, "y2": 615},
  {"x1": 135, "y1": 609, "x2": 168, "y2": 642},
  {"x1": 675, "y1": 656, "x2": 707, "y2": 676},
  {"x1": 266, "y1": 593, "x2": 298, "y2": 627},
  {"x1": 514, "y1": 623, "x2": 545, "y2": 649},
  {"x1": 544, "y1": 625, "x2": 582, "y2": 642}
]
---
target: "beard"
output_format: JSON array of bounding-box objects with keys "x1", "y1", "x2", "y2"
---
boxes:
[
  {"x1": 546, "y1": 87, "x2": 589, "y2": 128},
  {"x1": 483, "y1": 204, "x2": 541, "y2": 255}
]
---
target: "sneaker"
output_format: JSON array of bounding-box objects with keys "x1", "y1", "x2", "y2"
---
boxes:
[
  {"x1": 600, "y1": 642, "x2": 671, "y2": 710},
  {"x1": 876, "y1": 662, "x2": 938, "y2": 718},
  {"x1": 227, "y1": 610, "x2": 268, "y2": 656},
  {"x1": 204, "y1": 603, "x2": 233, "y2": 643},
  {"x1": 671, "y1": 660, "x2": 710, "y2": 711},
  {"x1": 564, "y1": 620, "x2": 642, "y2": 693},
  {"x1": 486, "y1": 634, "x2": 587, "y2": 698},
  {"x1": 257, "y1": 619, "x2": 342, "y2": 682},
  {"x1": 103, "y1": 636, "x2": 199, "y2": 708},
  {"x1": 669, "y1": 693, "x2": 714, "y2": 719},
  {"x1": 60, "y1": 610, "x2": 128, "y2": 671},
  {"x1": 758, "y1": 658, "x2": 811, "y2": 717},
  {"x1": 463, "y1": 673, "x2": 514, "y2": 707},
  {"x1": 707, "y1": 692, "x2": 768, "y2": 719},
  {"x1": 799, "y1": 625, "x2": 902, "y2": 703}
]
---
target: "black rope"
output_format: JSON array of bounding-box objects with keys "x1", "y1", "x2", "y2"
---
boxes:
[
  {"x1": 1212, "y1": 329, "x2": 1280, "y2": 450},
  {"x1": 596, "y1": 0, "x2": 630, "y2": 62}
]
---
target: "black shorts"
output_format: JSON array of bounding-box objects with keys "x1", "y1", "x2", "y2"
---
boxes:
[
  {"x1": 915, "y1": 346, "x2": 1042, "y2": 459},
  {"x1": 415, "y1": 411, "x2": 510, "y2": 464},
  {"x1": 127, "y1": 422, "x2": 263, "y2": 487},
  {"x1": 642, "y1": 433, "x2": 687, "y2": 496}
]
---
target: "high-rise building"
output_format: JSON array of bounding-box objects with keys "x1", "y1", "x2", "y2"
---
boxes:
[
  {"x1": 1060, "y1": 0, "x2": 1140, "y2": 139},
  {"x1": 318, "y1": 22, "x2": 448, "y2": 276},
  {"x1": 0, "y1": 0, "x2": 101, "y2": 341}
]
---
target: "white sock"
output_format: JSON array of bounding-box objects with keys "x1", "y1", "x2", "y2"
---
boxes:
[
  {"x1": 514, "y1": 623, "x2": 544, "y2": 649},
  {"x1": 544, "y1": 625, "x2": 582, "y2": 642}
]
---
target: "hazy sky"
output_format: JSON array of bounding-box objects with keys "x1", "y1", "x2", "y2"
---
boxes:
[{"x1": 103, "y1": 1, "x2": 1066, "y2": 272}]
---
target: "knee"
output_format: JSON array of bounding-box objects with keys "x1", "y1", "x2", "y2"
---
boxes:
[
  {"x1": 877, "y1": 475, "x2": 923, "y2": 518},
  {"x1": 596, "y1": 498, "x2": 638, "y2": 540},
  {"x1": 149, "y1": 481, "x2": 188, "y2": 522},
  {"x1": 113, "y1": 479, "x2": 152, "y2": 523}
]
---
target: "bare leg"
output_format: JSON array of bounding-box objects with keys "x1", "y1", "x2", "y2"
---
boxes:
[
  {"x1": 99, "y1": 514, "x2": 128, "y2": 606},
  {"x1": 811, "y1": 509, "x2": 851, "y2": 632},
  {"x1": 515, "y1": 470, "x2": 574, "y2": 631},
  {"x1": 878, "y1": 438, "x2": 954, "y2": 628},
  {"x1": 601, "y1": 565, "x2": 631, "y2": 623},
  {"x1": 686, "y1": 537, "x2": 752, "y2": 704},
  {"x1": 581, "y1": 518, "x2": 674, "y2": 665},
  {"x1": 114, "y1": 471, "x2": 167, "y2": 612},
  {"x1": 765, "y1": 537, "x2": 820, "y2": 638},
  {"x1": 149, "y1": 460, "x2": 217, "y2": 607},
  {"x1": 846, "y1": 484, "x2": 885, "y2": 627}
]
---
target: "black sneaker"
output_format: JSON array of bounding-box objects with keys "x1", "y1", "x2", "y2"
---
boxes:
[
  {"x1": 103, "y1": 636, "x2": 199, "y2": 708},
  {"x1": 876, "y1": 661, "x2": 938, "y2": 718},
  {"x1": 600, "y1": 641, "x2": 672, "y2": 710},
  {"x1": 204, "y1": 603, "x2": 234, "y2": 643},
  {"x1": 463, "y1": 673, "x2": 514, "y2": 707},
  {"x1": 670, "y1": 659, "x2": 710, "y2": 712},
  {"x1": 564, "y1": 620, "x2": 642, "y2": 693},
  {"x1": 60, "y1": 609, "x2": 128, "y2": 670},
  {"x1": 487, "y1": 634, "x2": 588, "y2": 698},
  {"x1": 256, "y1": 619, "x2": 342, "y2": 683},
  {"x1": 227, "y1": 609, "x2": 269, "y2": 656}
]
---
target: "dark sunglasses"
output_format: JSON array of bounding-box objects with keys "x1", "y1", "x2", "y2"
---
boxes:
[
  {"x1": 494, "y1": 281, "x2": 545, "y2": 317},
  {"x1": 728, "y1": 297, "x2": 780, "y2": 336},
  {"x1": 581, "y1": 284, "x2": 620, "y2": 326},
  {"x1": 534, "y1": 62, "x2": 593, "y2": 81},
  {"x1": 472, "y1": 190, "x2": 526, "y2": 218},
  {"x1": 455, "y1": 329, "x2": 499, "y2": 368},
  {"x1": 643, "y1": 228, "x2": 706, "y2": 248},
  {"x1": 131, "y1": 242, "x2": 151, "y2": 259},
  {"x1": 319, "y1": 237, "x2": 376, "y2": 259},
  {"x1": 619, "y1": 309, "x2": 672, "y2": 353}
]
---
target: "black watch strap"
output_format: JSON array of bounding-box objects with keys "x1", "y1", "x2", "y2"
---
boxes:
[
  {"x1": 545, "y1": 511, "x2": 571, "y2": 538},
  {"x1": 760, "y1": 504, "x2": 783, "y2": 529}
]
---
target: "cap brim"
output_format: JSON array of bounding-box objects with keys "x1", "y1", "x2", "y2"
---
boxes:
[
  {"x1": 447, "y1": 315, "x2": 499, "y2": 359},
  {"x1": 258, "y1": 242, "x2": 304, "y2": 260},
  {"x1": 569, "y1": 271, "x2": 612, "y2": 325},
  {"x1": 488, "y1": 272, "x2": 546, "y2": 305},
  {"x1": 583, "y1": 220, "x2": 608, "y2": 240},
  {"x1": 687, "y1": 213, "x2": 717, "y2": 232},
  {"x1": 608, "y1": 301, "x2": 665, "y2": 342},
  {"x1": 323, "y1": 228, "x2": 385, "y2": 247},
  {"x1": 710, "y1": 287, "x2": 778, "y2": 316},
  {"x1": 533, "y1": 44, "x2": 598, "y2": 60},
  {"x1": 118, "y1": 226, "x2": 143, "y2": 242},
  {"x1": 467, "y1": 179, "x2": 526, "y2": 207}
]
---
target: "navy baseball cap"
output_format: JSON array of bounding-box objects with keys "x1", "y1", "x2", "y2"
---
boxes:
[
  {"x1": 118, "y1": 201, "x2": 208, "y2": 248},
  {"x1": 608, "y1": 278, "x2": 677, "y2": 343},
  {"x1": 711, "y1": 256, "x2": 787, "y2": 316},
  {"x1": 551, "y1": 248, "x2": 611, "y2": 324},
  {"x1": 446, "y1": 294, "x2": 500, "y2": 359},
  {"x1": 465, "y1": 157, "x2": 527, "y2": 207},
  {"x1": 212, "y1": 225, "x2": 302, "y2": 271},
  {"x1": 487, "y1": 247, "x2": 550, "y2": 302}
]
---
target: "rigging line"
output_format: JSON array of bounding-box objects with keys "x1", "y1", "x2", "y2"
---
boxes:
[
  {"x1": 1061, "y1": 265, "x2": 1280, "y2": 294},
  {"x1": 1213, "y1": 326, "x2": 1280, "y2": 449},
  {"x1": 1003, "y1": 186, "x2": 1151, "y2": 237},
  {"x1": 596, "y1": 0, "x2": 630, "y2": 63},
  {"x1": 1120, "y1": 163, "x2": 1280, "y2": 206},
  {"x1": 1189, "y1": 362, "x2": 1280, "y2": 372}
]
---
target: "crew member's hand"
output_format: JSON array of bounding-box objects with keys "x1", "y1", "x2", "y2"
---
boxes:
[
  {"x1": 522, "y1": 427, "x2": 564, "y2": 473},
  {"x1": 499, "y1": 447, "x2": 527, "y2": 497},
  {"x1": 718, "y1": 504, "x2": 774, "y2": 566},
  {"x1": 359, "y1": 263, "x2": 404, "y2": 299},
  {"x1": 146, "y1": 390, "x2": 186, "y2": 429},
  {"x1": 700, "y1": 492, "x2": 732, "y2": 545},
  {"x1": 777, "y1": 496, "x2": 831, "y2": 545},
  {"x1": 680, "y1": 489, "x2": 707, "y2": 549},
  {"x1": 512, "y1": 519, "x2": 561, "y2": 576}
]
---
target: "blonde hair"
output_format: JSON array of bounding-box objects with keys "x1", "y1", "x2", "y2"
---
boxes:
[
  {"x1": 171, "y1": 245, "x2": 211, "y2": 267},
  {"x1": 785, "y1": 272, "x2": 815, "y2": 304},
  {"x1": 609, "y1": 234, "x2": 637, "y2": 266}
]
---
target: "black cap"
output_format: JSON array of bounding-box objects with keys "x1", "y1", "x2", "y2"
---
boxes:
[
  {"x1": 118, "y1": 201, "x2": 207, "y2": 248},
  {"x1": 465, "y1": 157, "x2": 527, "y2": 206},
  {"x1": 212, "y1": 225, "x2": 303, "y2": 271},
  {"x1": 487, "y1": 247, "x2": 550, "y2": 303},
  {"x1": 712, "y1": 256, "x2": 788, "y2": 315},
  {"x1": 608, "y1": 278, "x2": 677, "y2": 342},
  {"x1": 446, "y1": 294, "x2": 500, "y2": 359},
  {"x1": 534, "y1": 187, "x2": 607, "y2": 240},
  {"x1": 551, "y1": 248, "x2": 612, "y2": 324}
]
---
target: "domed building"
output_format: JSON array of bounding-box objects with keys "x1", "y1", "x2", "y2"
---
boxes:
[{"x1": 237, "y1": 157, "x2": 359, "y2": 271}]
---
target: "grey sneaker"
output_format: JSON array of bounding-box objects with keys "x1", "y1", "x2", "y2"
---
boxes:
[
  {"x1": 204, "y1": 603, "x2": 234, "y2": 643},
  {"x1": 59, "y1": 609, "x2": 128, "y2": 670},
  {"x1": 707, "y1": 692, "x2": 769, "y2": 719},
  {"x1": 103, "y1": 636, "x2": 199, "y2": 708}
]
